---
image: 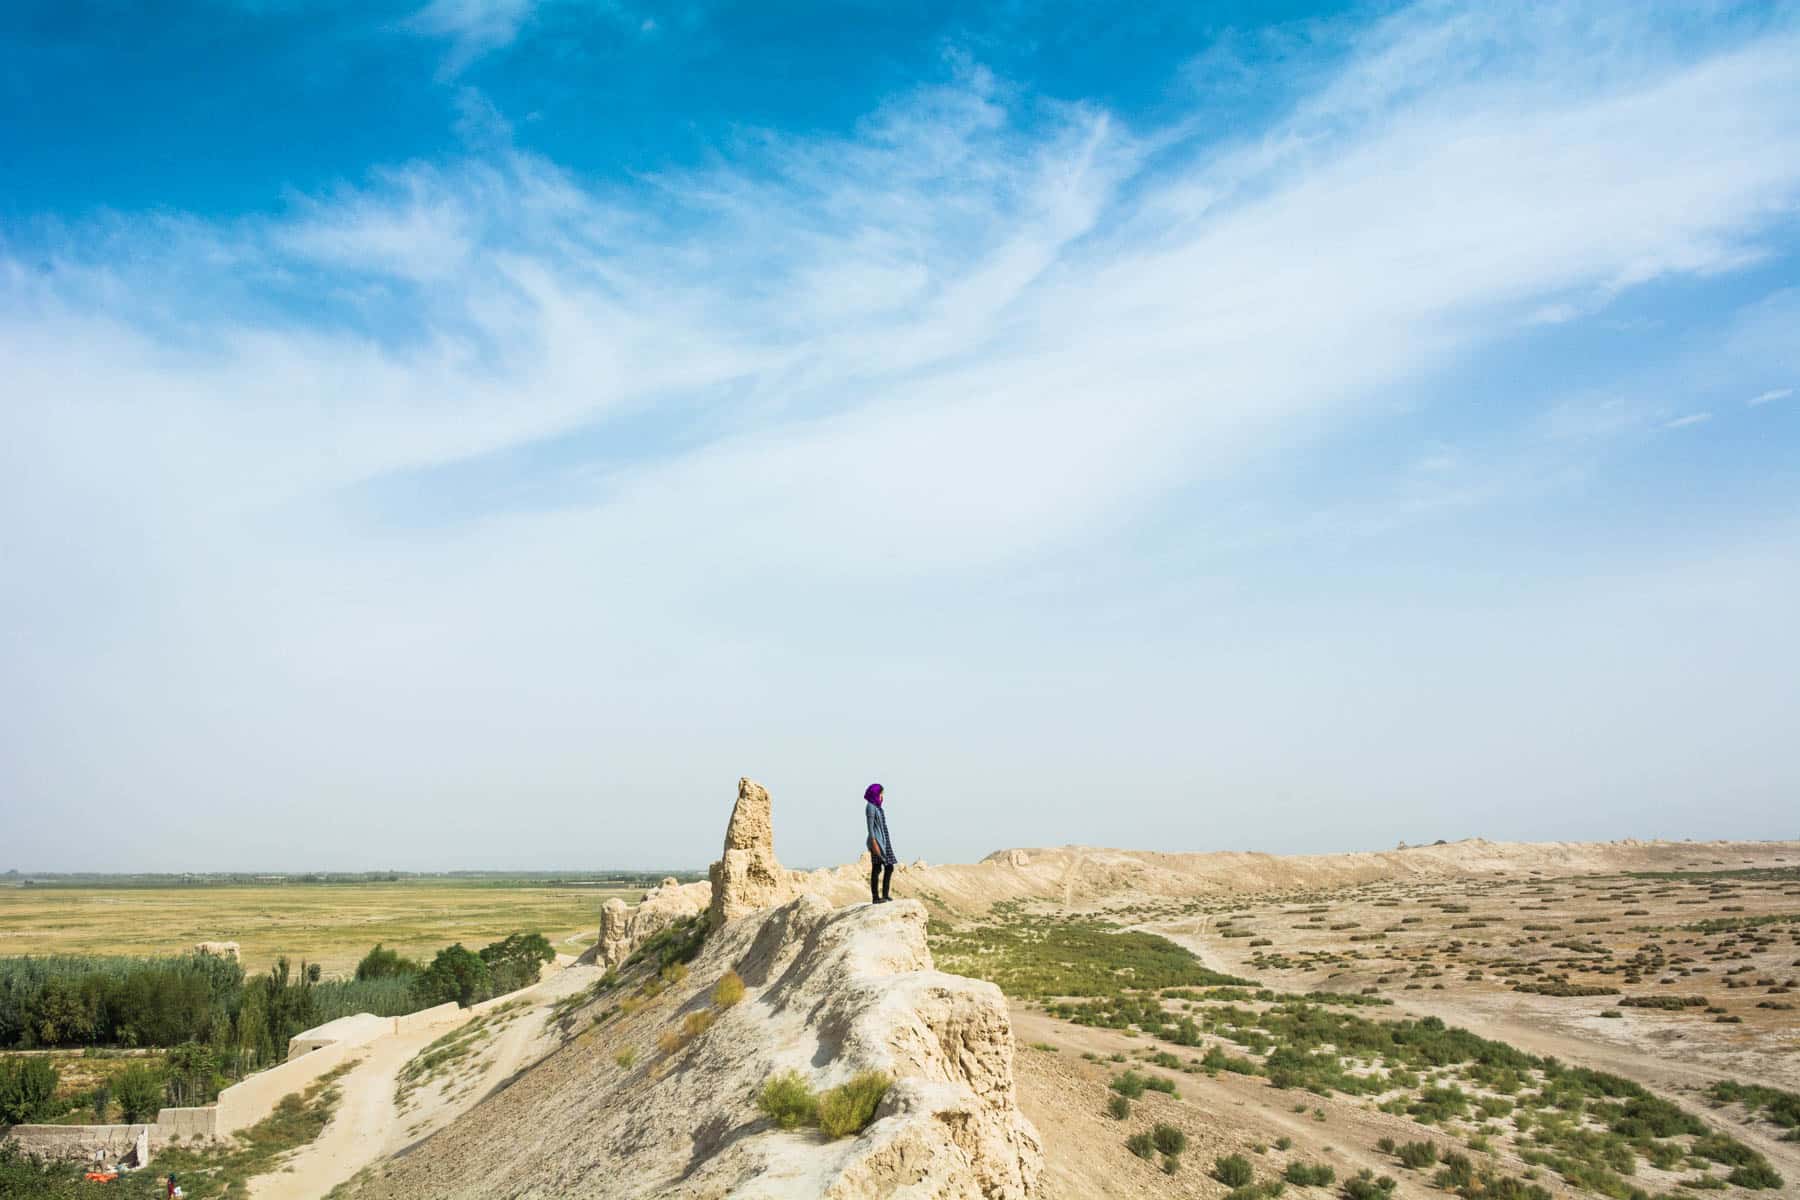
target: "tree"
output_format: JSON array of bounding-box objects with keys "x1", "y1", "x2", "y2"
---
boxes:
[
  {"x1": 0, "y1": 1057, "x2": 57, "y2": 1124},
  {"x1": 164, "y1": 1041, "x2": 220, "y2": 1107},
  {"x1": 479, "y1": 932, "x2": 555, "y2": 994},
  {"x1": 413, "y1": 945, "x2": 491, "y2": 1008},
  {"x1": 113, "y1": 1065, "x2": 163, "y2": 1123},
  {"x1": 355, "y1": 944, "x2": 421, "y2": 981}
]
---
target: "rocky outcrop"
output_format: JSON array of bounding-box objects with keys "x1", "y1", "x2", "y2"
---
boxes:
[
  {"x1": 346, "y1": 894, "x2": 1044, "y2": 1200},
  {"x1": 707, "y1": 776, "x2": 808, "y2": 928},
  {"x1": 594, "y1": 878, "x2": 709, "y2": 970},
  {"x1": 344, "y1": 777, "x2": 1045, "y2": 1200}
]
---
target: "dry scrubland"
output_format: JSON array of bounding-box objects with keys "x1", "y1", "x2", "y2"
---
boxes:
[
  {"x1": 925, "y1": 846, "x2": 1800, "y2": 1199},
  {"x1": 6, "y1": 834, "x2": 1799, "y2": 1200},
  {"x1": 0, "y1": 883, "x2": 629, "y2": 975}
]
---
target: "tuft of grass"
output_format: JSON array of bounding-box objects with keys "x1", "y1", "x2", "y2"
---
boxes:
[
  {"x1": 713, "y1": 971, "x2": 745, "y2": 1008},
  {"x1": 815, "y1": 1071, "x2": 892, "y2": 1139},
  {"x1": 757, "y1": 1070, "x2": 818, "y2": 1130},
  {"x1": 1127, "y1": 1131, "x2": 1155, "y2": 1160},
  {"x1": 1107, "y1": 1094, "x2": 1131, "y2": 1120},
  {"x1": 614, "y1": 1046, "x2": 637, "y2": 1069}
]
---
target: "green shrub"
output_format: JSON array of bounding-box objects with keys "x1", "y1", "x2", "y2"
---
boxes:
[
  {"x1": 614, "y1": 1046, "x2": 637, "y2": 1069},
  {"x1": 1152, "y1": 1123, "x2": 1186, "y2": 1156},
  {"x1": 113, "y1": 1064, "x2": 164, "y2": 1123},
  {"x1": 1215, "y1": 1153, "x2": 1255, "y2": 1186},
  {"x1": 1341, "y1": 1169, "x2": 1397, "y2": 1200},
  {"x1": 0, "y1": 1057, "x2": 58, "y2": 1124},
  {"x1": 1162, "y1": 1153, "x2": 1181, "y2": 1174},
  {"x1": 1283, "y1": 1161, "x2": 1334, "y2": 1186},
  {"x1": 1277, "y1": 1136, "x2": 1294, "y2": 1151},
  {"x1": 354, "y1": 943, "x2": 421, "y2": 981},
  {"x1": 1107, "y1": 1094, "x2": 1130, "y2": 1120},
  {"x1": 1110, "y1": 1071, "x2": 1147, "y2": 1099},
  {"x1": 713, "y1": 972, "x2": 745, "y2": 1008},
  {"x1": 1726, "y1": 1162, "x2": 1785, "y2": 1190},
  {"x1": 413, "y1": 944, "x2": 492, "y2": 1008},
  {"x1": 757, "y1": 1070, "x2": 818, "y2": 1130},
  {"x1": 816, "y1": 1071, "x2": 891, "y2": 1139},
  {"x1": 1127, "y1": 1132, "x2": 1155, "y2": 1159}
]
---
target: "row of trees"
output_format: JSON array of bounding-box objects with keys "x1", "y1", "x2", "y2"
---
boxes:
[
  {"x1": 356, "y1": 932, "x2": 555, "y2": 1008},
  {"x1": 1, "y1": 932, "x2": 553, "y2": 1059}
]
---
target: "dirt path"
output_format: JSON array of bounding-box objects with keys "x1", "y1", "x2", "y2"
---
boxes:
[{"x1": 248, "y1": 1020, "x2": 460, "y2": 1200}]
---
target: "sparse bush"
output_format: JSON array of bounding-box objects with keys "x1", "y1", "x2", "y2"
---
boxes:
[
  {"x1": 1727, "y1": 1162, "x2": 1785, "y2": 1190},
  {"x1": 1107, "y1": 1094, "x2": 1130, "y2": 1120},
  {"x1": 1162, "y1": 1153, "x2": 1181, "y2": 1174},
  {"x1": 1396, "y1": 1140, "x2": 1438, "y2": 1169},
  {"x1": 1215, "y1": 1153, "x2": 1255, "y2": 1186},
  {"x1": 757, "y1": 1070, "x2": 818, "y2": 1130},
  {"x1": 1341, "y1": 1168, "x2": 1397, "y2": 1200},
  {"x1": 1127, "y1": 1131, "x2": 1155, "y2": 1159},
  {"x1": 1284, "y1": 1161, "x2": 1334, "y2": 1186},
  {"x1": 1277, "y1": 1136, "x2": 1294, "y2": 1151},
  {"x1": 816, "y1": 1071, "x2": 891, "y2": 1139},
  {"x1": 1152, "y1": 1123, "x2": 1186, "y2": 1156},
  {"x1": 1110, "y1": 1071, "x2": 1147, "y2": 1099},
  {"x1": 614, "y1": 1046, "x2": 637, "y2": 1069}
]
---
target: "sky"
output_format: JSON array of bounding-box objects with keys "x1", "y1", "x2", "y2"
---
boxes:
[{"x1": 2, "y1": 1, "x2": 1797, "y2": 873}]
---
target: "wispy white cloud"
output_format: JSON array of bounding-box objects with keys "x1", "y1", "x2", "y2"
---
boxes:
[
  {"x1": 1662, "y1": 411, "x2": 1714, "y2": 430},
  {"x1": 5, "y1": 3, "x2": 1800, "y2": 866},
  {"x1": 1749, "y1": 386, "x2": 1793, "y2": 406}
]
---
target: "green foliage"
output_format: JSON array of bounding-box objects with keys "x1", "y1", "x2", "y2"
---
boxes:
[
  {"x1": 1151, "y1": 1123, "x2": 1186, "y2": 1156},
  {"x1": 1106, "y1": 1094, "x2": 1130, "y2": 1120},
  {"x1": 1708, "y1": 1079, "x2": 1800, "y2": 1131},
  {"x1": 113, "y1": 1063, "x2": 164, "y2": 1123},
  {"x1": 816, "y1": 1072, "x2": 891, "y2": 1139},
  {"x1": 163, "y1": 1040, "x2": 223, "y2": 1107},
  {"x1": 1215, "y1": 1153, "x2": 1255, "y2": 1187},
  {"x1": 353, "y1": 944, "x2": 420, "y2": 981},
  {"x1": 757, "y1": 1071, "x2": 818, "y2": 1130},
  {"x1": 1340, "y1": 1169, "x2": 1397, "y2": 1200},
  {"x1": 0, "y1": 1056, "x2": 57, "y2": 1124},
  {"x1": 478, "y1": 932, "x2": 555, "y2": 995},
  {"x1": 1395, "y1": 1140, "x2": 1438, "y2": 1169},
  {"x1": 1283, "y1": 1161, "x2": 1334, "y2": 1186},
  {"x1": 1126, "y1": 1132, "x2": 1155, "y2": 1160},
  {"x1": 1109, "y1": 1071, "x2": 1147, "y2": 1099},
  {"x1": 1726, "y1": 1162, "x2": 1785, "y2": 1190},
  {"x1": 929, "y1": 918, "x2": 1249, "y2": 1001},
  {"x1": 413, "y1": 944, "x2": 492, "y2": 1008},
  {"x1": 0, "y1": 1143, "x2": 87, "y2": 1199},
  {"x1": 625, "y1": 915, "x2": 707, "y2": 973}
]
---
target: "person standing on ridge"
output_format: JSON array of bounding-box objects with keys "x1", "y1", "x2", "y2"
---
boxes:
[{"x1": 865, "y1": 783, "x2": 897, "y2": 903}]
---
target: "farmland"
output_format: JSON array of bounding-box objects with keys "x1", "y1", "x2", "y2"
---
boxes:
[{"x1": 0, "y1": 880, "x2": 646, "y2": 977}]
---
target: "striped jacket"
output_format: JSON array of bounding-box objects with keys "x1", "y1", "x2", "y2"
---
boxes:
[{"x1": 865, "y1": 801, "x2": 897, "y2": 866}]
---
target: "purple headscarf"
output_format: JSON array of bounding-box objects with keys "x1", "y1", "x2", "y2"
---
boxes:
[{"x1": 864, "y1": 783, "x2": 884, "y2": 806}]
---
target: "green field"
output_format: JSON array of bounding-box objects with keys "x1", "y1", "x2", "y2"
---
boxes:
[{"x1": 0, "y1": 881, "x2": 645, "y2": 976}]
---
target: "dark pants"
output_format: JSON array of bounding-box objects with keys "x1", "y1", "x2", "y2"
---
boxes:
[{"x1": 870, "y1": 859, "x2": 893, "y2": 902}]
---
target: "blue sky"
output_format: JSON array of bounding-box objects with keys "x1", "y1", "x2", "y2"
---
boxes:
[{"x1": 2, "y1": 1, "x2": 1796, "y2": 871}]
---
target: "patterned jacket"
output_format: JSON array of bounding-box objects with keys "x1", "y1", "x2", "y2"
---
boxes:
[{"x1": 865, "y1": 802, "x2": 897, "y2": 866}]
